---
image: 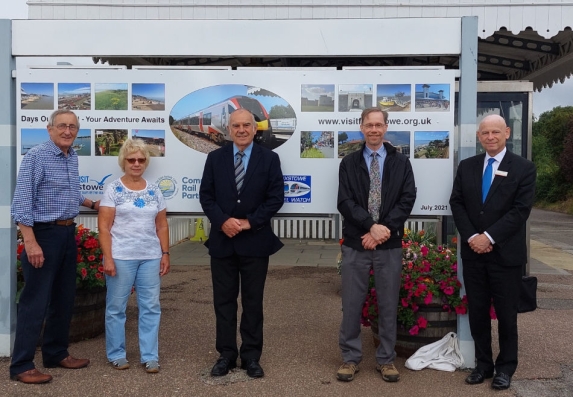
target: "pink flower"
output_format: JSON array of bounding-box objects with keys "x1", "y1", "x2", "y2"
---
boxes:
[
  {"x1": 401, "y1": 298, "x2": 409, "y2": 307},
  {"x1": 417, "y1": 317, "x2": 428, "y2": 329},
  {"x1": 420, "y1": 246, "x2": 429, "y2": 257},
  {"x1": 409, "y1": 325, "x2": 419, "y2": 335},
  {"x1": 81, "y1": 268, "x2": 87, "y2": 279},
  {"x1": 443, "y1": 286, "x2": 455, "y2": 295},
  {"x1": 423, "y1": 293, "x2": 433, "y2": 305}
]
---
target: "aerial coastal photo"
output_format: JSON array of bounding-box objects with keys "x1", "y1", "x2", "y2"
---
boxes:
[
  {"x1": 21, "y1": 83, "x2": 54, "y2": 110},
  {"x1": 132, "y1": 83, "x2": 165, "y2": 111},
  {"x1": 58, "y1": 83, "x2": 91, "y2": 110},
  {"x1": 133, "y1": 129, "x2": 165, "y2": 157},
  {"x1": 414, "y1": 131, "x2": 449, "y2": 159}
]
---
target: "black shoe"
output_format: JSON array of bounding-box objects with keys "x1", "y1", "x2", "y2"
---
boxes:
[
  {"x1": 241, "y1": 359, "x2": 264, "y2": 378},
  {"x1": 491, "y1": 372, "x2": 511, "y2": 390},
  {"x1": 465, "y1": 368, "x2": 494, "y2": 385},
  {"x1": 210, "y1": 357, "x2": 236, "y2": 377}
]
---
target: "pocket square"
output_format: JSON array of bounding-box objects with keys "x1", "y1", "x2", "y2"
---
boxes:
[{"x1": 495, "y1": 170, "x2": 508, "y2": 177}]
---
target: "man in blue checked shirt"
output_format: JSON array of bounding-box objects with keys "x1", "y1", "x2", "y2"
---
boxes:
[{"x1": 10, "y1": 110, "x2": 100, "y2": 384}]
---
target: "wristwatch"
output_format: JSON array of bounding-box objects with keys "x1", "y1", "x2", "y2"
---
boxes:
[{"x1": 90, "y1": 200, "x2": 96, "y2": 210}]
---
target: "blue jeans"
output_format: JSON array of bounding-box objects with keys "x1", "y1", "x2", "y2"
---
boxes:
[{"x1": 105, "y1": 258, "x2": 161, "y2": 363}]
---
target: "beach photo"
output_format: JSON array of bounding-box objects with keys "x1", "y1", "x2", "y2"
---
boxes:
[
  {"x1": 377, "y1": 84, "x2": 411, "y2": 112},
  {"x1": 21, "y1": 83, "x2": 54, "y2": 110},
  {"x1": 58, "y1": 83, "x2": 91, "y2": 110},
  {"x1": 95, "y1": 129, "x2": 128, "y2": 156},
  {"x1": 414, "y1": 131, "x2": 450, "y2": 159},
  {"x1": 170, "y1": 84, "x2": 295, "y2": 153},
  {"x1": 300, "y1": 131, "x2": 334, "y2": 158},
  {"x1": 132, "y1": 83, "x2": 165, "y2": 111},
  {"x1": 133, "y1": 129, "x2": 165, "y2": 157},
  {"x1": 337, "y1": 130, "x2": 364, "y2": 158},
  {"x1": 21, "y1": 128, "x2": 49, "y2": 155},
  {"x1": 414, "y1": 84, "x2": 451, "y2": 112},
  {"x1": 95, "y1": 83, "x2": 128, "y2": 110},
  {"x1": 338, "y1": 84, "x2": 373, "y2": 112},
  {"x1": 72, "y1": 129, "x2": 92, "y2": 156},
  {"x1": 301, "y1": 84, "x2": 335, "y2": 112}
]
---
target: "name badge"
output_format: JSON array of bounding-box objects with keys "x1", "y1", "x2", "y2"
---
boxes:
[{"x1": 495, "y1": 170, "x2": 508, "y2": 177}]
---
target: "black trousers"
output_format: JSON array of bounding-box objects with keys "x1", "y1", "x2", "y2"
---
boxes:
[
  {"x1": 463, "y1": 258, "x2": 522, "y2": 376},
  {"x1": 10, "y1": 223, "x2": 77, "y2": 377},
  {"x1": 210, "y1": 254, "x2": 269, "y2": 362}
]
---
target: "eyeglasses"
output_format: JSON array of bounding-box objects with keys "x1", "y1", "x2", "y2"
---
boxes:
[
  {"x1": 54, "y1": 123, "x2": 79, "y2": 132},
  {"x1": 362, "y1": 123, "x2": 387, "y2": 130},
  {"x1": 125, "y1": 158, "x2": 146, "y2": 164}
]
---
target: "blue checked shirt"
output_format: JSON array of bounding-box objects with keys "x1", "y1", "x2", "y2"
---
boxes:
[{"x1": 11, "y1": 140, "x2": 85, "y2": 226}]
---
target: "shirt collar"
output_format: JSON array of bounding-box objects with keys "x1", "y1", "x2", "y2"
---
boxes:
[
  {"x1": 485, "y1": 147, "x2": 506, "y2": 164},
  {"x1": 233, "y1": 142, "x2": 254, "y2": 157},
  {"x1": 363, "y1": 144, "x2": 386, "y2": 158},
  {"x1": 46, "y1": 139, "x2": 76, "y2": 157}
]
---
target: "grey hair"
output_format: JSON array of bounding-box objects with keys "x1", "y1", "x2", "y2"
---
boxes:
[
  {"x1": 118, "y1": 138, "x2": 150, "y2": 172},
  {"x1": 47, "y1": 109, "x2": 80, "y2": 129}
]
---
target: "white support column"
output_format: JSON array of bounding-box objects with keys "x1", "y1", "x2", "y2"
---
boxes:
[
  {"x1": 456, "y1": 16, "x2": 479, "y2": 369},
  {"x1": 0, "y1": 19, "x2": 17, "y2": 357}
]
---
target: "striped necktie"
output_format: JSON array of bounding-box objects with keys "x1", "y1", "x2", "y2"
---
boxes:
[
  {"x1": 235, "y1": 151, "x2": 245, "y2": 193},
  {"x1": 368, "y1": 152, "x2": 382, "y2": 222}
]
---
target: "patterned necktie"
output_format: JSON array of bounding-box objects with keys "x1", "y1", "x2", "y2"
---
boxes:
[
  {"x1": 482, "y1": 157, "x2": 495, "y2": 202},
  {"x1": 368, "y1": 152, "x2": 381, "y2": 222},
  {"x1": 235, "y1": 151, "x2": 245, "y2": 193}
]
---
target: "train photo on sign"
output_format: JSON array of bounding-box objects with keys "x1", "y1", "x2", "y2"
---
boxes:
[{"x1": 173, "y1": 95, "x2": 273, "y2": 144}]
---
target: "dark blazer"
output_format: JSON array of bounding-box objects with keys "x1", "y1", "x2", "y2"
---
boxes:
[
  {"x1": 338, "y1": 142, "x2": 416, "y2": 251},
  {"x1": 199, "y1": 143, "x2": 284, "y2": 258},
  {"x1": 449, "y1": 150, "x2": 536, "y2": 267}
]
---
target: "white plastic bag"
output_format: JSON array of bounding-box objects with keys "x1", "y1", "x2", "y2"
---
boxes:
[{"x1": 404, "y1": 332, "x2": 464, "y2": 372}]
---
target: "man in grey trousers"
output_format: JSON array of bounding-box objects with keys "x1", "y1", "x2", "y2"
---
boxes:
[{"x1": 336, "y1": 108, "x2": 416, "y2": 382}]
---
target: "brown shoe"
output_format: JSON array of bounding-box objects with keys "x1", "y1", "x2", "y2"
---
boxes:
[
  {"x1": 56, "y1": 355, "x2": 90, "y2": 369},
  {"x1": 12, "y1": 369, "x2": 53, "y2": 384},
  {"x1": 336, "y1": 362, "x2": 359, "y2": 382},
  {"x1": 377, "y1": 363, "x2": 400, "y2": 382}
]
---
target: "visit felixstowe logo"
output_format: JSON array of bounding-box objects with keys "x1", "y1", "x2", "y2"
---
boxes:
[
  {"x1": 284, "y1": 175, "x2": 311, "y2": 203},
  {"x1": 79, "y1": 174, "x2": 112, "y2": 196}
]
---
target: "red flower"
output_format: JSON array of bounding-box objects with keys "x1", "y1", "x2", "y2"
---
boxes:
[
  {"x1": 81, "y1": 268, "x2": 88, "y2": 279},
  {"x1": 401, "y1": 298, "x2": 409, "y2": 307},
  {"x1": 88, "y1": 255, "x2": 96, "y2": 262},
  {"x1": 417, "y1": 316, "x2": 428, "y2": 329},
  {"x1": 420, "y1": 246, "x2": 429, "y2": 257},
  {"x1": 455, "y1": 305, "x2": 467, "y2": 315},
  {"x1": 443, "y1": 286, "x2": 455, "y2": 295},
  {"x1": 409, "y1": 325, "x2": 420, "y2": 335}
]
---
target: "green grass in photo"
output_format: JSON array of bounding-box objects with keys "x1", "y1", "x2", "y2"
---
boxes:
[
  {"x1": 95, "y1": 90, "x2": 128, "y2": 110},
  {"x1": 300, "y1": 148, "x2": 325, "y2": 158}
]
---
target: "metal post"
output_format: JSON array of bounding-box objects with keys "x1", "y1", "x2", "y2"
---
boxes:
[
  {"x1": 0, "y1": 19, "x2": 17, "y2": 357},
  {"x1": 457, "y1": 16, "x2": 479, "y2": 369}
]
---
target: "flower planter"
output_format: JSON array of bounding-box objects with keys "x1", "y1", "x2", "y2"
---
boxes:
[
  {"x1": 370, "y1": 304, "x2": 457, "y2": 357},
  {"x1": 68, "y1": 287, "x2": 106, "y2": 343}
]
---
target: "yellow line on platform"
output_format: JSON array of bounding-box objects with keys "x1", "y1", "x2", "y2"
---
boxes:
[{"x1": 530, "y1": 239, "x2": 573, "y2": 271}]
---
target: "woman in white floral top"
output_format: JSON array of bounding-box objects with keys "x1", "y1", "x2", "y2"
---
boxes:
[{"x1": 98, "y1": 138, "x2": 170, "y2": 374}]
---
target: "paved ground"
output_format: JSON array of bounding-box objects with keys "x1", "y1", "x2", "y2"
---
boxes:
[{"x1": 1, "y1": 208, "x2": 572, "y2": 397}]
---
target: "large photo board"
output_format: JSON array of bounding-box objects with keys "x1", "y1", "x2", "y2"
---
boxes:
[{"x1": 17, "y1": 68, "x2": 455, "y2": 215}]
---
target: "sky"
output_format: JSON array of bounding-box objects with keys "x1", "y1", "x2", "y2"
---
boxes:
[{"x1": 2, "y1": 0, "x2": 573, "y2": 116}]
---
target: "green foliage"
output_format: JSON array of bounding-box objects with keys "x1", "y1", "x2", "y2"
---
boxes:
[
  {"x1": 300, "y1": 148, "x2": 325, "y2": 158},
  {"x1": 95, "y1": 90, "x2": 128, "y2": 110},
  {"x1": 269, "y1": 104, "x2": 296, "y2": 119},
  {"x1": 338, "y1": 131, "x2": 348, "y2": 144},
  {"x1": 532, "y1": 106, "x2": 573, "y2": 202}
]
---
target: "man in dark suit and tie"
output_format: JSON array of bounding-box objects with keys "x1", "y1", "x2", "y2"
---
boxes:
[
  {"x1": 199, "y1": 108, "x2": 284, "y2": 379},
  {"x1": 450, "y1": 114, "x2": 536, "y2": 390}
]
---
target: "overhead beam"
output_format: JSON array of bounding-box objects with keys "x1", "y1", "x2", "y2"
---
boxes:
[{"x1": 479, "y1": 34, "x2": 559, "y2": 56}]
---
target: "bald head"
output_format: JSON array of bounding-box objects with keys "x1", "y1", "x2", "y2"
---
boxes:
[{"x1": 477, "y1": 114, "x2": 511, "y2": 157}]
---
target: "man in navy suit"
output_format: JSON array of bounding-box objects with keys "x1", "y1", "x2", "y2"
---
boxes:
[
  {"x1": 450, "y1": 114, "x2": 536, "y2": 390},
  {"x1": 199, "y1": 108, "x2": 284, "y2": 379}
]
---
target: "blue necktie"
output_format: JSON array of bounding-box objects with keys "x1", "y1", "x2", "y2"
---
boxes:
[{"x1": 482, "y1": 158, "x2": 495, "y2": 202}]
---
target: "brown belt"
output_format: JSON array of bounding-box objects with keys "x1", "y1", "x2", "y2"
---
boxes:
[{"x1": 49, "y1": 218, "x2": 75, "y2": 226}]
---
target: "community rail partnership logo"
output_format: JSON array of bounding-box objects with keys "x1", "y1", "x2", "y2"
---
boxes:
[
  {"x1": 284, "y1": 175, "x2": 311, "y2": 203},
  {"x1": 156, "y1": 176, "x2": 179, "y2": 199},
  {"x1": 79, "y1": 174, "x2": 112, "y2": 195}
]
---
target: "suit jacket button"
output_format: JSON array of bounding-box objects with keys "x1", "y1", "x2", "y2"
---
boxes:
[
  {"x1": 237, "y1": 199, "x2": 241, "y2": 203},
  {"x1": 480, "y1": 211, "x2": 484, "y2": 214}
]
